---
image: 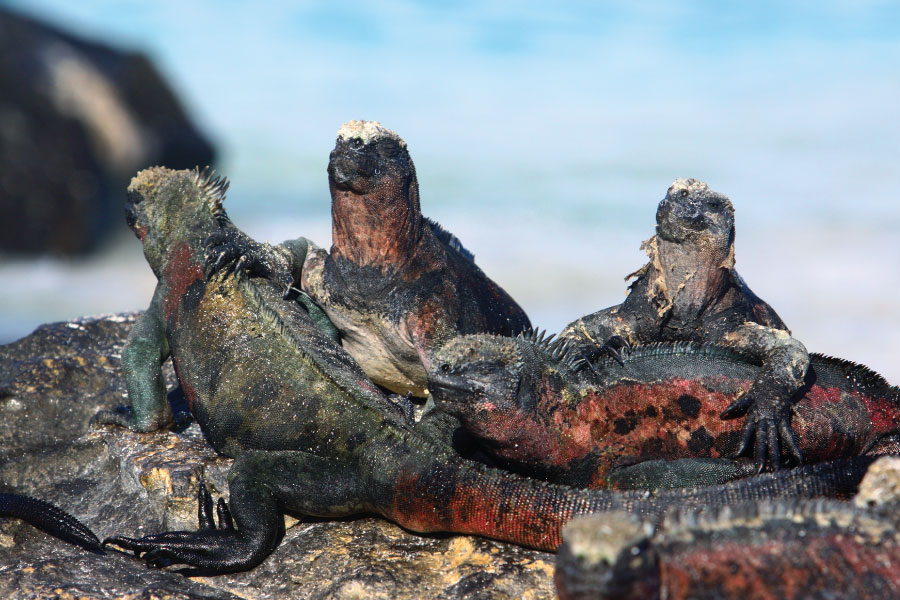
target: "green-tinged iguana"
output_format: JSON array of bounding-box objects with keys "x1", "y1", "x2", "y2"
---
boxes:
[
  {"x1": 92, "y1": 166, "x2": 875, "y2": 574},
  {"x1": 559, "y1": 178, "x2": 809, "y2": 470},
  {"x1": 428, "y1": 333, "x2": 900, "y2": 489},
  {"x1": 203, "y1": 120, "x2": 531, "y2": 397}
]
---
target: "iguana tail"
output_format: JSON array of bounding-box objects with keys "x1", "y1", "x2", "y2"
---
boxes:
[
  {"x1": 384, "y1": 454, "x2": 878, "y2": 551},
  {"x1": 0, "y1": 492, "x2": 103, "y2": 553}
]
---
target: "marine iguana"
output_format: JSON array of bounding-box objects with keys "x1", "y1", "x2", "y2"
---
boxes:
[
  {"x1": 0, "y1": 492, "x2": 103, "y2": 553},
  {"x1": 428, "y1": 333, "x2": 900, "y2": 489},
  {"x1": 555, "y1": 496, "x2": 900, "y2": 600},
  {"x1": 203, "y1": 120, "x2": 531, "y2": 397},
  {"x1": 93, "y1": 166, "x2": 875, "y2": 574},
  {"x1": 559, "y1": 178, "x2": 809, "y2": 471}
]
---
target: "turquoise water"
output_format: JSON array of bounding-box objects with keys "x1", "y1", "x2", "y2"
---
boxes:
[{"x1": 1, "y1": 1, "x2": 898, "y2": 380}]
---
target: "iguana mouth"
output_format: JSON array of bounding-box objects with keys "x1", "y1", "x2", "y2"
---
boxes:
[{"x1": 428, "y1": 372, "x2": 485, "y2": 403}]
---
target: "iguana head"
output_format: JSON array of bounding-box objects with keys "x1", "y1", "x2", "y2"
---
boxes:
[
  {"x1": 126, "y1": 166, "x2": 229, "y2": 276},
  {"x1": 656, "y1": 178, "x2": 734, "y2": 252},
  {"x1": 428, "y1": 332, "x2": 572, "y2": 453},
  {"x1": 327, "y1": 120, "x2": 422, "y2": 265}
]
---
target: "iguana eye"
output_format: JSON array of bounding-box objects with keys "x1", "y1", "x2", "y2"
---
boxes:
[
  {"x1": 440, "y1": 363, "x2": 451, "y2": 374},
  {"x1": 680, "y1": 190, "x2": 689, "y2": 198}
]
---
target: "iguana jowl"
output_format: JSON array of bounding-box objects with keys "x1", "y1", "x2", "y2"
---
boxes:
[
  {"x1": 204, "y1": 121, "x2": 531, "y2": 397},
  {"x1": 94, "y1": 167, "x2": 874, "y2": 574},
  {"x1": 428, "y1": 333, "x2": 900, "y2": 489},
  {"x1": 559, "y1": 179, "x2": 810, "y2": 470}
]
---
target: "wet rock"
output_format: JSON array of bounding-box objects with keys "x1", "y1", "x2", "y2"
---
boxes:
[
  {"x1": 0, "y1": 7, "x2": 216, "y2": 255},
  {"x1": 0, "y1": 314, "x2": 555, "y2": 599}
]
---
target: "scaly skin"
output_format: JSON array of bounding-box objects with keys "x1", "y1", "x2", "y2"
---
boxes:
[
  {"x1": 428, "y1": 334, "x2": 900, "y2": 489},
  {"x1": 559, "y1": 179, "x2": 809, "y2": 470},
  {"x1": 205, "y1": 121, "x2": 531, "y2": 397},
  {"x1": 0, "y1": 492, "x2": 103, "y2": 553},
  {"x1": 95, "y1": 167, "x2": 875, "y2": 574},
  {"x1": 556, "y1": 497, "x2": 900, "y2": 600}
]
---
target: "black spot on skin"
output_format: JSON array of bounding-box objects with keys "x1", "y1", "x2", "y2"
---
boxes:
[
  {"x1": 687, "y1": 427, "x2": 713, "y2": 455},
  {"x1": 645, "y1": 405, "x2": 658, "y2": 418},
  {"x1": 677, "y1": 395, "x2": 701, "y2": 419},
  {"x1": 613, "y1": 416, "x2": 637, "y2": 435}
]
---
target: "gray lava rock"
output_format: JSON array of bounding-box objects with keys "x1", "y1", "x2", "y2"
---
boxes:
[
  {"x1": 0, "y1": 314, "x2": 555, "y2": 599},
  {"x1": 0, "y1": 7, "x2": 216, "y2": 254}
]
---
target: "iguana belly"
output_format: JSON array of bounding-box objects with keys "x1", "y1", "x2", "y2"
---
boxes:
[{"x1": 302, "y1": 249, "x2": 428, "y2": 396}]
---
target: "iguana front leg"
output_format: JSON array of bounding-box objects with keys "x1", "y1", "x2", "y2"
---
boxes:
[
  {"x1": 105, "y1": 450, "x2": 366, "y2": 574},
  {"x1": 92, "y1": 286, "x2": 172, "y2": 432},
  {"x1": 202, "y1": 233, "x2": 339, "y2": 340},
  {"x1": 559, "y1": 308, "x2": 638, "y2": 367},
  {"x1": 203, "y1": 230, "x2": 309, "y2": 294},
  {"x1": 717, "y1": 322, "x2": 808, "y2": 471}
]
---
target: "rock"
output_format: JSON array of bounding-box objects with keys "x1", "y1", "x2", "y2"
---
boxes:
[
  {"x1": 0, "y1": 315, "x2": 555, "y2": 599},
  {"x1": 854, "y1": 455, "x2": 900, "y2": 508},
  {"x1": 0, "y1": 8, "x2": 215, "y2": 255}
]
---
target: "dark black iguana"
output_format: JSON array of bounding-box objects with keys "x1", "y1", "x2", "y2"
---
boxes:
[
  {"x1": 0, "y1": 492, "x2": 103, "y2": 553},
  {"x1": 428, "y1": 332, "x2": 900, "y2": 489},
  {"x1": 556, "y1": 455, "x2": 900, "y2": 600},
  {"x1": 558, "y1": 178, "x2": 809, "y2": 470},
  {"x1": 203, "y1": 120, "x2": 531, "y2": 397},
  {"x1": 91, "y1": 166, "x2": 875, "y2": 574}
]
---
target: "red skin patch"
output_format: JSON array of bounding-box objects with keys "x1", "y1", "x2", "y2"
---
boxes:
[
  {"x1": 159, "y1": 242, "x2": 204, "y2": 411},
  {"x1": 160, "y1": 242, "x2": 204, "y2": 325},
  {"x1": 477, "y1": 373, "x2": 900, "y2": 487},
  {"x1": 388, "y1": 464, "x2": 572, "y2": 551},
  {"x1": 657, "y1": 531, "x2": 900, "y2": 599}
]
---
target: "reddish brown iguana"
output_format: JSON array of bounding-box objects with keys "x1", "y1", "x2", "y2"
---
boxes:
[
  {"x1": 559, "y1": 178, "x2": 809, "y2": 470},
  {"x1": 204, "y1": 120, "x2": 531, "y2": 397}
]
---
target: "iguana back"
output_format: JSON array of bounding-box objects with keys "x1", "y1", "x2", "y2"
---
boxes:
[{"x1": 430, "y1": 337, "x2": 900, "y2": 488}]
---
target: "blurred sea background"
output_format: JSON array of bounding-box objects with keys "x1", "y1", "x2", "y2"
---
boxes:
[{"x1": 1, "y1": 1, "x2": 898, "y2": 381}]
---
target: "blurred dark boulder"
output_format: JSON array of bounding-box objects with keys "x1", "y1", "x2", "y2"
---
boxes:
[{"x1": 0, "y1": 7, "x2": 216, "y2": 255}]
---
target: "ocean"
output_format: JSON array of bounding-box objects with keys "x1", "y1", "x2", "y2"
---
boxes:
[{"x1": 2, "y1": 1, "x2": 898, "y2": 381}]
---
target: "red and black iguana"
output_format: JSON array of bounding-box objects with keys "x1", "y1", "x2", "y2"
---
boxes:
[
  {"x1": 428, "y1": 332, "x2": 900, "y2": 489},
  {"x1": 204, "y1": 120, "x2": 531, "y2": 398},
  {"x1": 559, "y1": 178, "x2": 809, "y2": 470}
]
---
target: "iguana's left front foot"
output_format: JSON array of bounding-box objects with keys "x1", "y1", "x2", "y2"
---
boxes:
[
  {"x1": 105, "y1": 483, "x2": 276, "y2": 575},
  {"x1": 721, "y1": 391, "x2": 802, "y2": 472},
  {"x1": 91, "y1": 405, "x2": 175, "y2": 433},
  {"x1": 204, "y1": 229, "x2": 293, "y2": 293}
]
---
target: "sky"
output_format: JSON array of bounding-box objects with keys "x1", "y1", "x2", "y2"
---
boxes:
[{"x1": 1, "y1": 0, "x2": 899, "y2": 379}]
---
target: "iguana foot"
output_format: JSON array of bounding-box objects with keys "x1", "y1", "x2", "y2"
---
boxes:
[
  {"x1": 721, "y1": 392, "x2": 801, "y2": 472},
  {"x1": 585, "y1": 335, "x2": 631, "y2": 368},
  {"x1": 90, "y1": 406, "x2": 173, "y2": 433},
  {"x1": 203, "y1": 229, "x2": 293, "y2": 290},
  {"x1": 104, "y1": 482, "x2": 273, "y2": 575}
]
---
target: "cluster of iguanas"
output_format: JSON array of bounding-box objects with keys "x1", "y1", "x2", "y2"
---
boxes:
[{"x1": 3, "y1": 120, "x2": 899, "y2": 595}]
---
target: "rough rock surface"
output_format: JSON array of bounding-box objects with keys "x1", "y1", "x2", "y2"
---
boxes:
[
  {"x1": 0, "y1": 7, "x2": 215, "y2": 254},
  {"x1": 0, "y1": 314, "x2": 555, "y2": 599}
]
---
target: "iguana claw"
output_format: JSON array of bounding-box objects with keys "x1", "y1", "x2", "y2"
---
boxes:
[{"x1": 723, "y1": 392, "x2": 801, "y2": 472}]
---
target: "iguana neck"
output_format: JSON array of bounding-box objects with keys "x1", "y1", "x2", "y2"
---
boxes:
[
  {"x1": 645, "y1": 235, "x2": 734, "y2": 319},
  {"x1": 330, "y1": 176, "x2": 424, "y2": 269}
]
